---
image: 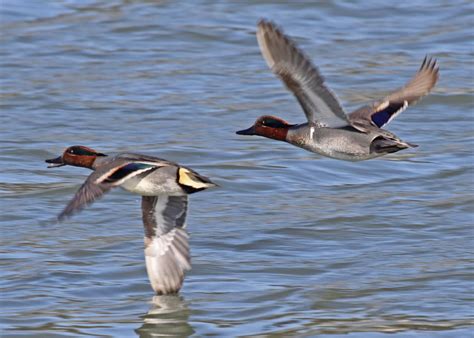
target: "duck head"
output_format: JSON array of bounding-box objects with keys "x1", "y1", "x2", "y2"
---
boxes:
[
  {"x1": 236, "y1": 115, "x2": 292, "y2": 141},
  {"x1": 46, "y1": 145, "x2": 107, "y2": 169}
]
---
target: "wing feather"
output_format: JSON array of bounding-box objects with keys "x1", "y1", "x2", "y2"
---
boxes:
[
  {"x1": 142, "y1": 195, "x2": 191, "y2": 295},
  {"x1": 57, "y1": 160, "x2": 160, "y2": 221},
  {"x1": 349, "y1": 57, "x2": 439, "y2": 128},
  {"x1": 57, "y1": 177, "x2": 112, "y2": 221},
  {"x1": 257, "y1": 19, "x2": 350, "y2": 128}
]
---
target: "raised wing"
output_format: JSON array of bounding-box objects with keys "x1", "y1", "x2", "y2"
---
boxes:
[
  {"x1": 57, "y1": 162, "x2": 158, "y2": 221},
  {"x1": 142, "y1": 195, "x2": 191, "y2": 295},
  {"x1": 349, "y1": 57, "x2": 439, "y2": 128},
  {"x1": 257, "y1": 19, "x2": 350, "y2": 128}
]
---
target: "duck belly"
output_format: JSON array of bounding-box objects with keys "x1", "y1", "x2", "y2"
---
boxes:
[
  {"x1": 290, "y1": 127, "x2": 378, "y2": 161},
  {"x1": 120, "y1": 170, "x2": 184, "y2": 196}
]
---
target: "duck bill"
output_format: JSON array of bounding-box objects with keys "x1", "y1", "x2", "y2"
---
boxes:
[
  {"x1": 236, "y1": 126, "x2": 255, "y2": 135},
  {"x1": 45, "y1": 156, "x2": 65, "y2": 168}
]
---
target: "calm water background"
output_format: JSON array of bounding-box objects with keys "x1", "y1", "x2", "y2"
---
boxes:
[{"x1": 1, "y1": 0, "x2": 473, "y2": 337}]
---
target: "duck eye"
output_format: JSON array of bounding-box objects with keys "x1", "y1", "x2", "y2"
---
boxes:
[{"x1": 262, "y1": 118, "x2": 284, "y2": 128}]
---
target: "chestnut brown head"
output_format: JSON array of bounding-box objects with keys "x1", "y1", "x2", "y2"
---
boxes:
[
  {"x1": 236, "y1": 115, "x2": 292, "y2": 141},
  {"x1": 45, "y1": 145, "x2": 107, "y2": 169}
]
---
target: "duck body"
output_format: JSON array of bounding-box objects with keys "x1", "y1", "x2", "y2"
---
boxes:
[
  {"x1": 46, "y1": 145, "x2": 217, "y2": 295},
  {"x1": 237, "y1": 20, "x2": 439, "y2": 161},
  {"x1": 90, "y1": 153, "x2": 196, "y2": 196},
  {"x1": 119, "y1": 165, "x2": 183, "y2": 196},
  {"x1": 286, "y1": 123, "x2": 410, "y2": 161}
]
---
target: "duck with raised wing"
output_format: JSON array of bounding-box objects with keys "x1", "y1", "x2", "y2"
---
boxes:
[
  {"x1": 46, "y1": 145, "x2": 217, "y2": 295},
  {"x1": 236, "y1": 20, "x2": 439, "y2": 161}
]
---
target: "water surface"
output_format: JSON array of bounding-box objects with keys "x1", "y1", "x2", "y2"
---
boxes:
[{"x1": 1, "y1": 0, "x2": 473, "y2": 337}]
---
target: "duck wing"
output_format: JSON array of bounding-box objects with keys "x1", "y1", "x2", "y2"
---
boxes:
[
  {"x1": 57, "y1": 161, "x2": 159, "y2": 221},
  {"x1": 117, "y1": 153, "x2": 177, "y2": 167},
  {"x1": 257, "y1": 19, "x2": 350, "y2": 128},
  {"x1": 142, "y1": 195, "x2": 191, "y2": 295},
  {"x1": 349, "y1": 57, "x2": 439, "y2": 128}
]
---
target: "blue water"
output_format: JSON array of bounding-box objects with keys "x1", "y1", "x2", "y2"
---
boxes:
[{"x1": 1, "y1": 1, "x2": 473, "y2": 337}]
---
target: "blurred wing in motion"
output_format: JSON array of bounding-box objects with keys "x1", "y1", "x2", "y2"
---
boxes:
[{"x1": 142, "y1": 195, "x2": 191, "y2": 295}]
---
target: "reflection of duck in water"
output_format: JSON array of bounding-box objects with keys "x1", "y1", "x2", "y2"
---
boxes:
[
  {"x1": 46, "y1": 145, "x2": 217, "y2": 294},
  {"x1": 136, "y1": 295, "x2": 194, "y2": 336}
]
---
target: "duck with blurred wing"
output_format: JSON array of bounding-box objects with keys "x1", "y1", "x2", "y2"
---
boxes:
[{"x1": 46, "y1": 145, "x2": 217, "y2": 295}]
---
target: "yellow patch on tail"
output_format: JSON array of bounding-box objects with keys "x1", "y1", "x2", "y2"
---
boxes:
[{"x1": 178, "y1": 168, "x2": 212, "y2": 190}]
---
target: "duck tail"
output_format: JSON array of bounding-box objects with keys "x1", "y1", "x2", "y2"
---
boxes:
[
  {"x1": 177, "y1": 167, "x2": 218, "y2": 194},
  {"x1": 370, "y1": 137, "x2": 418, "y2": 154},
  {"x1": 144, "y1": 228, "x2": 191, "y2": 295}
]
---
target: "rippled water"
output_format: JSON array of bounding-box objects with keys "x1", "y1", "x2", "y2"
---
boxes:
[{"x1": 1, "y1": 1, "x2": 473, "y2": 337}]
